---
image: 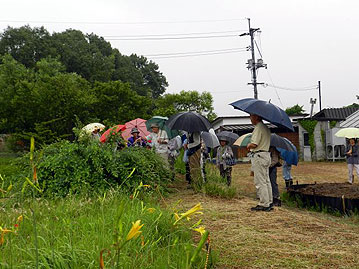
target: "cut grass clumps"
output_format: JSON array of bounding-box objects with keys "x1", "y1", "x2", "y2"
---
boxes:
[
  {"x1": 192, "y1": 164, "x2": 238, "y2": 199},
  {"x1": 204, "y1": 182, "x2": 237, "y2": 199}
]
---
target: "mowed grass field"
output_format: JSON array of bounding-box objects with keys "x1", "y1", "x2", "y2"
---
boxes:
[{"x1": 167, "y1": 162, "x2": 359, "y2": 269}]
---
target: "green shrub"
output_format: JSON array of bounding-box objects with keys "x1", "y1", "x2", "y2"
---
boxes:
[{"x1": 12, "y1": 140, "x2": 171, "y2": 197}]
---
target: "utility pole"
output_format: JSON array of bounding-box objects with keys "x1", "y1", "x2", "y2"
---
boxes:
[
  {"x1": 240, "y1": 18, "x2": 266, "y2": 99},
  {"x1": 249, "y1": 19, "x2": 258, "y2": 99},
  {"x1": 318, "y1": 81, "x2": 322, "y2": 111}
]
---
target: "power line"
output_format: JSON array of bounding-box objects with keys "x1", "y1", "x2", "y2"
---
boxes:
[
  {"x1": 254, "y1": 40, "x2": 263, "y2": 59},
  {"x1": 0, "y1": 18, "x2": 247, "y2": 25},
  {"x1": 266, "y1": 70, "x2": 284, "y2": 108},
  {"x1": 148, "y1": 49, "x2": 247, "y2": 59},
  {"x1": 107, "y1": 34, "x2": 239, "y2": 41},
  {"x1": 265, "y1": 83, "x2": 318, "y2": 91},
  {"x1": 103, "y1": 29, "x2": 247, "y2": 38},
  {"x1": 145, "y1": 47, "x2": 248, "y2": 57}
]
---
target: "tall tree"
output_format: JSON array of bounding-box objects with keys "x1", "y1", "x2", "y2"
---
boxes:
[
  {"x1": 0, "y1": 26, "x2": 53, "y2": 68},
  {"x1": 153, "y1": 90, "x2": 217, "y2": 121},
  {"x1": 0, "y1": 26, "x2": 168, "y2": 98}
]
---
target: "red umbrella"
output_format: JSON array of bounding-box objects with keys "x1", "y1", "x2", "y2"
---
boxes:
[
  {"x1": 100, "y1": 124, "x2": 126, "y2": 143},
  {"x1": 122, "y1": 118, "x2": 150, "y2": 140}
]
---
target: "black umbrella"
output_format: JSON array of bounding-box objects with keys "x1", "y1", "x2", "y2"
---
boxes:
[
  {"x1": 166, "y1": 111, "x2": 211, "y2": 132},
  {"x1": 216, "y1": 131, "x2": 240, "y2": 145},
  {"x1": 201, "y1": 129, "x2": 220, "y2": 148},
  {"x1": 230, "y1": 98, "x2": 294, "y2": 131}
]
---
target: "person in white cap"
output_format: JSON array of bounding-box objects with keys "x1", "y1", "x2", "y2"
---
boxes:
[{"x1": 146, "y1": 123, "x2": 169, "y2": 163}]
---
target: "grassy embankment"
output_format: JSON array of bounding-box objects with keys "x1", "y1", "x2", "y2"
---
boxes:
[{"x1": 0, "y1": 154, "x2": 212, "y2": 268}]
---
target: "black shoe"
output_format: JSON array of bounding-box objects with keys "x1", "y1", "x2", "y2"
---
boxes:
[
  {"x1": 273, "y1": 198, "x2": 282, "y2": 207},
  {"x1": 251, "y1": 205, "x2": 273, "y2": 211}
]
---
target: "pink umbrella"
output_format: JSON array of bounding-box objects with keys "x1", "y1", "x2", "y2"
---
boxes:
[
  {"x1": 122, "y1": 118, "x2": 150, "y2": 140},
  {"x1": 100, "y1": 124, "x2": 126, "y2": 143}
]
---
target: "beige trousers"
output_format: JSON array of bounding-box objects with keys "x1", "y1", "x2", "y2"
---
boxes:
[{"x1": 251, "y1": 152, "x2": 273, "y2": 207}]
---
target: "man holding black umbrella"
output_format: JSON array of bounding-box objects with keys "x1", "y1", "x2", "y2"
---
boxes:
[{"x1": 247, "y1": 114, "x2": 273, "y2": 212}]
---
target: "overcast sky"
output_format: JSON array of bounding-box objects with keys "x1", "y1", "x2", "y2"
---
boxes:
[{"x1": 1, "y1": 0, "x2": 358, "y2": 116}]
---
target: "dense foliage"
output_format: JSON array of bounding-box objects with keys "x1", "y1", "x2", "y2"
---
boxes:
[
  {"x1": 0, "y1": 25, "x2": 168, "y2": 97},
  {"x1": 0, "y1": 26, "x2": 216, "y2": 148},
  {"x1": 14, "y1": 140, "x2": 171, "y2": 197},
  {"x1": 285, "y1": 104, "x2": 305, "y2": 115}
]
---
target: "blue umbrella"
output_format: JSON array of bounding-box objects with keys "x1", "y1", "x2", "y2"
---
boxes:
[
  {"x1": 230, "y1": 98, "x2": 294, "y2": 131},
  {"x1": 271, "y1": 134, "x2": 297, "y2": 152},
  {"x1": 277, "y1": 148, "x2": 298, "y2": 165}
]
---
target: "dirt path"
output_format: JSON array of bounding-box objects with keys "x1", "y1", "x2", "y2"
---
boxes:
[{"x1": 166, "y1": 162, "x2": 359, "y2": 269}]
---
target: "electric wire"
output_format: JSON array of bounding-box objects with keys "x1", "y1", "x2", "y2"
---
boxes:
[
  {"x1": 254, "y1": 40, "x2": 263, "y2": 59},
  {"x1": 0, "y1": 18, "x2": 247, "y2": 25},
  {"x1": 265, "y1": 84, "x2": 318, "y2": 91},
  {"x1": 106, "y1": 34, "x2": 239, "y2": 41},
  {"x1": 144, "y1": 47, "x2": 248, "y2": 57},
  {"x1": 148, "y1": 49, "x2": 247, "y2": 59},
  {"x1": 102, "y1": 29, "x2": 247, "y2": 38},
  {"x1": 253, "y1": 37, "x2": 283, "y2": 106}
]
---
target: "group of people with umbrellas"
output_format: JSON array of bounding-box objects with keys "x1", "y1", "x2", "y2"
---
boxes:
[{"x1": 82, "y1": 97, "x2": 299, "y2": 212}]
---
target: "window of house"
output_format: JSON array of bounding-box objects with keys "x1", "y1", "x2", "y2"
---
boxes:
[{"x1": 304, "y1": 132, "x2": 310, "y2": 146}]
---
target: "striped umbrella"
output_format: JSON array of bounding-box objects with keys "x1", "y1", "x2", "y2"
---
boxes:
[{"x1": 233, "y1": 133, "x2": 252, "y2": 147}]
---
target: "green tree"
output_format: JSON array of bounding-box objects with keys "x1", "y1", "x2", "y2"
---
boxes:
[
  {"x1": 0, "y1": 55, "x2": 94, "y2": 144},
  {"x1": 345, "y1": 103, "x2": 359, "y2": 108},
  {"x1": 0, "y1": 25, "x2": 53, "y2": 68},
  {"x1": 154, "y1": 90, "x2": 217, "y2": 121},
  {"x1": 285, "y1": 104, "x2": 305, "y2": 115},
  {"x1": 129, "y1": 54, "x2": 168, "y2": 98},
  {"x1": 91, "y1": 81, "x2": 152, "y2": 125},
  {"x1": 0, "y1": 26, "x2": 168, "y2": 98}
]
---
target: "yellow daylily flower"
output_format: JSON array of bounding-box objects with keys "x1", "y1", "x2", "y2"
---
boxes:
[
  {"x1": 174, "y1": 203, "x2": 203, "y2": 225},
  {"x1": 0, "y1": 227, "x2": 13, "y2": 234},
  {"x1": 126, "y1": 220, "x2": 144, "y2": 241},
  {"x1": 193, "y1": 226, "x2": 206, "y2": 236},
  {"x1": 0, "y1": 227, "x2": 14, "y2": 245},
  {"x1": 17, "y1": 215, "x2": 23, "y2": 222},
  {"x1": 146, "y1": 208, "x2": 156, "y2": 214},
  {"x1": 174, "y1": 213, "x2": 180, "y2": 221}
]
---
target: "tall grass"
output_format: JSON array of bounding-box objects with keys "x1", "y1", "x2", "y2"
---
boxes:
[
  {"x1": 196, "y1": 164, "x2": 238, "y2": 199},
  {"x1": 0, "y1": 189, "x2": 211, "y2": 268},
  {"x1": 0, "y1": 151, "x2": 213, "y2": 268}
]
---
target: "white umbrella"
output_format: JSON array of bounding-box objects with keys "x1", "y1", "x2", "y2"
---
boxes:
[
  {"x1": 82, "y1": 123, "x2": 105, "y2": 134},
  {"x1": 335, "y1": 128, "x2": 359, "y2": 138}
]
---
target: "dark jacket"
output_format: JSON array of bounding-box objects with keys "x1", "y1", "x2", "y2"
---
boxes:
[{"x1": 346, "y1": 144, "x2": 359, "y2": 164}]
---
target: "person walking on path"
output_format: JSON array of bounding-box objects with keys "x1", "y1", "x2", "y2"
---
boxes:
[
  {"x1": 146, "y1": 123, "x2": 169, "y2": 164},
  {"x1": 269, "y1": 146, "x2": 282, "y2": 206},
  {"x1": 346, "y1": 138, "x2": 359, "y2": 184},
  {"x1": 247, "y1": 114, "x2": 273, "y2": 211},
  {"x1": 182, "y1": 138, "x2": 191, "y2": 185},
  {"x1": 168, "y1": 136, "x2": 182, "y2": 181},
  {"x1": 216, "y1": 139, "x2": 234, "y2": 186},
  {"x1": 187, "y1": 132, "x2": 202, "y2": 184},
  {"x1": 127, "y1": 128, "x2": 147, "y2": 147},
  {"x1": 282, "y1": 161, "x2": 293, "y2": 188}
]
